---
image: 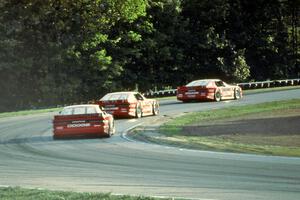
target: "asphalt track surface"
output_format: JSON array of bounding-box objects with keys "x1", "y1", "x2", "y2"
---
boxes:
[{"x1": 0, "y1": 89, "x2": 300, "y2": 200}]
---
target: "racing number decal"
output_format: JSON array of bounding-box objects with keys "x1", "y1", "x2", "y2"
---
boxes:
[{"x1": 220, "y1": 87, "x2": 232, "y2": 97}]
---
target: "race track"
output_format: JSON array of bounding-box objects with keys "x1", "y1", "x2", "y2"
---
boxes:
[{"x1": 0, "y1": 89, "x2": 300, "y2": 200}]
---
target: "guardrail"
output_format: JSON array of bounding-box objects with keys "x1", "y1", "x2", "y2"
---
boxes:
[{"x1": 144, "y1": 78, "x2": 300, "y2": 98}]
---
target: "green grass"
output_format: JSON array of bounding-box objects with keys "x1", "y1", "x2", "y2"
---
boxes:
[
  {"x1": 0, "y1": 187, "x2": 170, "y2": 200},
  {"x1": 157, "y1": 99, "x2": 300, "y2": 157},
  {"x1": 161, "y1": 99, "x2": 300, "y2": 135},
  {"x1": 0, "y1": 108, "x2": 61, "y2": 119},
  {"x1": 163, "y1": 135, "x2": 300, "y2": 157}
]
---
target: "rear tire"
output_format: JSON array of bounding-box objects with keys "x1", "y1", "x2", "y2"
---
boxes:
[
  {"x1": 135, "y1": 105, "x2": 142, "y2": 118},
  {"x1": 106, "y1": 120, "x2": 115, "y2": 138},
  {"x1": 152, "y1": 102, "x2": 159, "y2": 115},
  {"x1": 234, "y1": 89, "x2": 241, "y2": 100}
]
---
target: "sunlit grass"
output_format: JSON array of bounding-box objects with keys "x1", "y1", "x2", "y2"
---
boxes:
[
  {"x1": 156, "y1": 99, "x2": 300, "y2": 156},
  {"x1": 160, "y1": 99, "x2": 300, "y2": 135},
  {"x1": 0, "y1": 187, "x2": 171, "y2": 200},
  {"x1": 0, "y1": 108, "x2": 61, "y2": 118}
]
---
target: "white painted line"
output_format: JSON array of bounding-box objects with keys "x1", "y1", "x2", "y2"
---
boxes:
[
  {"x1": 113, "y1": 193, "x2": 218, "y2": 200},
  {"x1": 121, "y1": 122, "x2": 144, "y2": 142}
]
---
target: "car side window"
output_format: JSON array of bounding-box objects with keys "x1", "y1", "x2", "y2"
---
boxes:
[
  {"x1": 134, "y1": 93, "x2": 144, "y2": 101},
  {"x1": 215, "y1": 81, "x2": 224, "y2": 87}
]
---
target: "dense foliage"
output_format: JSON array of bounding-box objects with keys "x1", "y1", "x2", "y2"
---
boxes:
[{"x1": 0, "y1": 0, "x2": 299, "y2": 112}]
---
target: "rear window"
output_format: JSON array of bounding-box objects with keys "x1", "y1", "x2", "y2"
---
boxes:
[
  {"x1": 60, "y1": 108, "x2": 73, "y2": 115},
  {"x1": 86, "y1": 106, "x2": 97, "y2": 114},
  {"x1": 101, "y1": 93, "x2": 129, "y2": 101},
  {"x1": 60, "y1": 106, "x2": 99, "y2": 115},
  {"x1": 73, "y1": 107, "x2": 86, "y2": 115},
  {"x1": 186, "y1": 80, "x2": 209, "y2": 87}
]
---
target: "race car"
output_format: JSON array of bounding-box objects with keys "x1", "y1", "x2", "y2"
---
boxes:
[
  {"x1": 177, "y1": 79, "x2": 242, "y2": 102},
  {"x1": 53, "y1": 104, "x2": 115, "y2": 139},
  {"x1": 97, "y1": 92, "x2": 159, "y2": 118}
]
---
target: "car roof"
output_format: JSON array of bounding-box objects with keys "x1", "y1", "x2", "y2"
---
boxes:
[
  {"x1": 63, "y1": 104, "x2": 100, "y2": 109},
  {"x1": 105, "y1": 91, "x2": 138, "y2": 95},
  {"x1": 191, "y1": 79, "x2": 221, "y2": 82}
]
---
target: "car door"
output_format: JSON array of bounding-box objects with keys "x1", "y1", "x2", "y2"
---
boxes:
[
  {"x1": 134, "y1": 93, "x2": 152, "y2": 114},
  {"x1": 223, "y1": 82, "x2": 235, "y2": 98},
  {"x1": 215, "y1": 81, "x2": 231, "y2": 98}
]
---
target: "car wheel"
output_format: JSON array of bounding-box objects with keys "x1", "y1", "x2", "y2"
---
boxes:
[
  {"x1": 106, "y1": 120, "x2": 115, "y2": 138},
  {"x1": 234, "y1": 89, "x2": 241, "y2": 99},
  {"x1": 152, "y1": 102, "x2": 159, "y2": 115},
  {"x1": 110, "y1": 120, "x2": 115, "y2": 135},
  {"x1": 214, "y1": 91, "x2": 221, "y2": 102},
  {"x1": 135, "y1": 105, "x2": 142, "y2": 118}
]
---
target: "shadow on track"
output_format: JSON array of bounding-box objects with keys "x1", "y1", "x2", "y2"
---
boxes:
[{"x1": 0, "y1": 135, "x2": 113, "y2": 145}]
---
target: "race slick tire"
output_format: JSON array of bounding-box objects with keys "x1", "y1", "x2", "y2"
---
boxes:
[
  {"x1": 135, "y1": 105, "x2": 142, "y2": 118},
  {"x1": 234, "y1": 89, "x2": 241, "y2": 100},
  {"x1": 152, "y1": 102, "x2": 159, "y2": 115}
]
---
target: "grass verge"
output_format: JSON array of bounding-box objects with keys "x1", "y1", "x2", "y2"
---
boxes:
[
  {"x1": 155, "y1": 99, "x2": 300, "y2": 157},
  {"x1": 0, "y1": 187, "x2": 169, "y2": 200},
  {"x1": 0, "y1": 108, "x2": 61, "y2": 119},
  {"x1": 161, "y1": 99, "x2": 300, "y2": 135}
]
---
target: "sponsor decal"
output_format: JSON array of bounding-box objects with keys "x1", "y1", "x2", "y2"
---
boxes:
[
  {"x1": 185, "y1": 91, "x2": 199, "y2": 95},
  {"x1": 187, "y1": 95, "x2": 196, "y2": 98},
  {"x1": 72, "y1": 120, "x2": 86, "y2": 123},
  {"x1": 103, "y1": 107, "x2": 118, "y2": 110},
  {"x1": 67, "y1": 123, "x2": 90, "y2": 128}
]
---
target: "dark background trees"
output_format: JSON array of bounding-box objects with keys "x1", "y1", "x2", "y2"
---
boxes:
[{"x1": 0, "y1": 0, "x2": 299, "y2": 112}]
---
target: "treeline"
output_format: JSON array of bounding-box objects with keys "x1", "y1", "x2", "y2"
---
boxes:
[{"x1": 0, "y1": 0, "x2": 299, "y2": 112}]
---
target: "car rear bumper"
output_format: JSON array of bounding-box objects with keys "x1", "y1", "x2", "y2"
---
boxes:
[
  {"x1": 177, "y1": 94, "x2": 215, "y2": 101},
  {"x1": 105, "y1": 110, "x2": 136, "y2": 118},
  {"x1": 53, "y1": 126, "x2": 109, "y2": 138}
]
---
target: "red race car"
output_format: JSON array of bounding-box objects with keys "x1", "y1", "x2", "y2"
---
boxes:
[
  {"x1": 97, "y1": 92, "x2": 159, "y2": 118},
  {"x1": 177, "y1": 79, "x2": 242, "y2": 102},
  {"x1": 53, "y1": 104, "x2": 115, "y2": 139}
]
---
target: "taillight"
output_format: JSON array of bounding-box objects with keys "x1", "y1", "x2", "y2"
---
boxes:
[
  {"x1": 55, "y1": 126, "x2": 64, "y2": 130},
  {"x1": 177, "y1": 86, "x2": 185, "y2": 93},
  {"x1": 207, "y1": 88, "x2": 215, "y2": 93}
]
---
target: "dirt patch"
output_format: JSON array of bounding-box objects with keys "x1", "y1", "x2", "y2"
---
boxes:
[
  {"x1": 183, "y1": 116, "x2": 300, "y2": 136},
  {"x1": 182, "y1": 109, "x2": 300, "y2": 147}
]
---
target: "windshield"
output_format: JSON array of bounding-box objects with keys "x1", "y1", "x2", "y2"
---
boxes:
[{"x1": 60, "y1": 106, "x2": 99, "y2": 115}]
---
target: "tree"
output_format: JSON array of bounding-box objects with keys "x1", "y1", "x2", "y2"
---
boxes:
[{"x1": 0, "y1": 0, "x2": 147, "y2": 111}]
